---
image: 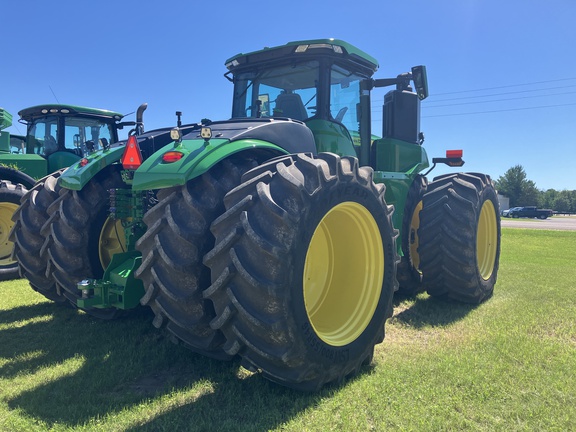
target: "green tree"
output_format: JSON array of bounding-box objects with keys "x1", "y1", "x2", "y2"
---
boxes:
[
  {"x1": 539, "y1": 189, "x2": 557, "y2": 209},
  {"x1": 495, "y1": 165, "x2": 539, "y2": 207},
  {"x1": 552, "y1": 190, "x2": 576, "y2": 213}
]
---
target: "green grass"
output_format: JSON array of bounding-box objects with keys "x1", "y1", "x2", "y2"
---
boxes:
[{"x1": 1, "y1": 228, "x2": 575, "y2": 431}]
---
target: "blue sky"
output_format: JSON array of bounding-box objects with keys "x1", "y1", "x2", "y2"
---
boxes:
[{"x1": 3, "y1": 0, "x2": 574, "y2": 190}]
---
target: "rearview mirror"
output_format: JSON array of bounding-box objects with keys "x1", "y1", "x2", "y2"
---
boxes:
[
  {"x1": 117, "y1": 121, "x2": 136, "y2": 130},
  {"x1": 411, "y1": 65, "x2": 428, "y2": 100}
]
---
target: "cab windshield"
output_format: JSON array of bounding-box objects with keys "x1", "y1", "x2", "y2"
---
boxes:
[
  {"x1": 232, "y1": 61, "x2": 318, "y2": 121},
  {"x1": 27, "y1": 116, "x2": 115, "y2": 157},
  {"x1": 231, "y1": 60, "x2": 363, "y2": 136}
]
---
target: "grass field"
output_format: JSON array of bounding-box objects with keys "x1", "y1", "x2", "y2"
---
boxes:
[{"x1": 1, "y1": 228, "x2": 575, "y2": 431}]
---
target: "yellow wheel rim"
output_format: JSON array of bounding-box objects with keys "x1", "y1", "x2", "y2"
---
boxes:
[
  {"x1": 303, "y1": 202, "x2": 384, "y2": 347},
  {"x1": 98, "y1": 217, "x2": 126, "y2": 269},
  {"x1": 0, "y1": 202, "x2": 18, "y2": 265},
  {"x1": 409, "y1": 200, "x2": 423, "y2": 271},
  {"x1": 477, "y1": 200, "x2": 498, "y2": 280}
]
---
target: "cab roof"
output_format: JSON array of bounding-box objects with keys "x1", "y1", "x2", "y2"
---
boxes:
[
  {"x1": 225, "y1": 38, "x2": 379, "y2": 77},
  {"x1": 18, "y1": 104, "x2": 124, "y2": 122}
]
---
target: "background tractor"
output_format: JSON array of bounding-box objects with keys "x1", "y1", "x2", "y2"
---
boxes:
[
  {"x1": 0, "y1": 104, "x2": 133, "y2": 280},
  {"x1": 12, "y1": 39, "x2": 501, "y2": 391},
  {"x1": 9, "y1": 104, "x2": 201, "y2": 307}
]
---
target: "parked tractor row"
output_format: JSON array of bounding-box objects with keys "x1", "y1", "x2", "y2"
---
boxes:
[{"x1": 8, "y1": 39, "x2": 501, "y2": 391}]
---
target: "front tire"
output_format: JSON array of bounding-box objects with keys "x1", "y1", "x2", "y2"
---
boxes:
[
  {"x1": 418, "y1": 173, "x2": 500, "y2": 303},
  {"x1": 204, "y1": 153, "x2": 398, "y2": 391}
]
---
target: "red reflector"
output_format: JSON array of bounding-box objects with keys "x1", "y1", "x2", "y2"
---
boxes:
[
  {"x1": 446, "y1": 149, "x2": 463, "y2": 159},
  {"x1": 162, "y1": 151, "x2": 184, "y2": 163},
  {"x1": 121, "y1": 135, "x2": 143, "y2": 170},
  {"x1": 79, "y1": 158, "x2": 89, "y2": 167}
]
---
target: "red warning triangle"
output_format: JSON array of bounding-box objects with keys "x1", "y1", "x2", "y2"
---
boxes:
[{"x1": 121, "y1": 135, "x2": 143, "y2": 170}]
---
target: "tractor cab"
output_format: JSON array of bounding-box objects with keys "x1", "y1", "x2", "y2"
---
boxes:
[
  {"x1": 226, "y1": 39, "x2": 379, "y2": 159},
  {"x1": 16, "y1": 104, "x2": 125, "y2": 177},
  {"x1": 225, "y1": 39, "x2": 428, "y2": 169}
]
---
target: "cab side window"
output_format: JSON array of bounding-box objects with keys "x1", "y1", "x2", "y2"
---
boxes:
[{"x1": 27, "y1": 116, "x2": 58, "y2": 156}]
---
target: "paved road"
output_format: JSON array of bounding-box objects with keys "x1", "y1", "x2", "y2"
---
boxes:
[{"x1": 501, "y1": 215, "x2": 576, "y2": 231}]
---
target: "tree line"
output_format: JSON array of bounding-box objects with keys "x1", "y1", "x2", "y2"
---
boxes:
[{"x1": 494, "y1": 165, "x2": 576, "y2": 213}]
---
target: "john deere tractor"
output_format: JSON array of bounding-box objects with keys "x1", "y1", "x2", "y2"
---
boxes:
[
  {"x1": 12, "y1": 39, "x2": 501, "y2": 391},
  {"x1": 0, "y1": 104, "x2": 140, "y2": 280},
  {"x1": 9, "y1": 104, "x2": 202, "y2": 306}
]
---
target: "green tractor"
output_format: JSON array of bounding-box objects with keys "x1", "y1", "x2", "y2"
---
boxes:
[
  {"x1": 9, "y1": 103, "x2": 197, "y2": 303},
  {"x1": 11, "y1": 39, "x2": 501, "y2": 391},
  {"x1": 0, "y1": 104, "x2": 135, "y2": 280}
]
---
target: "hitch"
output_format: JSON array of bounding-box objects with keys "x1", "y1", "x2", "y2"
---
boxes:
[
  {"x1": 77, "y1": 251, "x2": 144, "y2": 310},
  {"x1": 76, "y1": 188, "x2": 151, "y2": 311}
]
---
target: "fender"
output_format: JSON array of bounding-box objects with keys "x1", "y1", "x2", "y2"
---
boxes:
[
  {"x1": 58, "y1": 146, "x2": 125, "y2": 190},
  {"x1": 132, "y1": 138, "x2": 288, "y2": 191},
  {"x1": 132, "y1": 118, "x2": 316, "y2": 191}
]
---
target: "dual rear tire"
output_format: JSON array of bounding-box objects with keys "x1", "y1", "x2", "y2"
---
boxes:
[
  {"x1": 10, "y1": 171, "x2": 64, "y2": 299},
  {"x1": 418, "y1": 172, "x2": 501, "y2": 303},
  {"x1": 134, "y1": 152, "x2": 398, "y2": 390},
  {"x1": 203, "y1": 153, "x2": 398, "y2": 390},
  {"x1": 134, "y1": 154, "x2": 259, "y2": 359}
]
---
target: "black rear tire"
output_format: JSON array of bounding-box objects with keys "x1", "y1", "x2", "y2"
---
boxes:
[
  {"x1": 10, "y1": 171, "x2": 65, "y2": 300},
  {"x1": 135, "y1": 154, "x2": 259, "y2": 359},
  {"x1": 0, "y1": 166, "x2": 36, "y2": 190},
  {"x1": 0, "y1": 180, "x2": 27, "y2": 281},
  {"x1": 204, "y1": 153, "x2": 398, "y2": 391},
  {"x1": 418, "y1": 172, "x2": 500, "y2": 303}
]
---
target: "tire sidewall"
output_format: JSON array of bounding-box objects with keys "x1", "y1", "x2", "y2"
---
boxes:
[
  {"x1": 474, "y1": 182, "x2": 501, "y2": 292},
  {"x1": 289, "y1": 179, "x2": 395, "y2": 367}
]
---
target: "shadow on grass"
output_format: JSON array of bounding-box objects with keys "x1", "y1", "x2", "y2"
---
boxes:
[
  {"x1": 391, "y1": 293, "x2": 479, "y2": 328},
  {"x1": 0, "y1": 300, "x2": 349, "y2": 431},
  {"x1": 0, "y1": 290, "x2": 482, "y2": 430}
]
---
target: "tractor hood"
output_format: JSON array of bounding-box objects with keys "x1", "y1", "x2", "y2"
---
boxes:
[{"x1": 132, "y1": 117, "x2": 316, "y2": 190}]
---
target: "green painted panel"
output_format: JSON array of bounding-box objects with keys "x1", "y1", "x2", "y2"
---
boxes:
[
  {"x1": 132, "y1": 138, "x2": 287, "y2": 191},
  {"x1": 0, "y1": 154, "x2": 48, "y2": 179},
  {"x1": 58, "y1": 146, "x2": 124, "y2": 190},
  {"x1": 373, "y1": 137, "x2": 429, "y2": 174},
  {"x1": 306, "y1": 119, "x2": 357, "y2": 157}
]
